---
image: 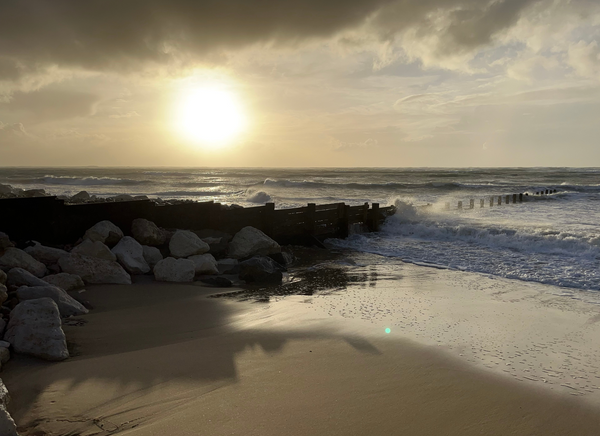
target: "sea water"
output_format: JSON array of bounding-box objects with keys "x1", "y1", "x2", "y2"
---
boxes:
[{"x1": 1, "y1": 167, "x2": 599, "y2": 295}]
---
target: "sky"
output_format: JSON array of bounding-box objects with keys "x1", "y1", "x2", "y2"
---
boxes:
[{"x1": 1, "y1": 0, "x2": 600, "y2": 167}]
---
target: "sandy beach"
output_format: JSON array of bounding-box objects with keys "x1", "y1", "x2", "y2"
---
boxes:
[{"x1": 3, "y1": 257, "x2": 600, "y2": 436}]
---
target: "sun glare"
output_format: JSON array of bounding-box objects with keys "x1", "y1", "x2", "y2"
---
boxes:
[{"x1": 176, "y1": 87, "x2": 246, "y2": 147}]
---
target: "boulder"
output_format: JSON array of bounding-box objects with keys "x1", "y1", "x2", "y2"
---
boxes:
[
  {"x1": 72, "y1": 239, "x2": 117, "y2": 261},
  {"x1": 0, "y1": 378, "x2": 18, "y2": 436},
  {"x1": 169, "y1": 230, "x2": 210, "y2": 258},
  {"x1": 0, "y1": 232, "x2": 13, "y2": 251},
  {"x1": 153, "y1": 257, "x2": 195, "y2": 282},
  {"x1": 7, "y1": 268, "x2": 48, "y2": 287},
  {"x1": 0, "y1": 270, "x2": 6, "y2": 286},
  {"x1": 42, "y1": 273, "x2": 85, "y2": 291},
  {"x1": 59, "y1": 253, "x2": 131, "y2": 285},
  {"x1": 111, "y1": 236, "x2": 150, "y2": 274},
  {"x1": 71, "y1": 190, "x2": 90, "y2": 202},
  {"x1": 24, "y1": 242, "x2": 68, "y2": 266},
  {"x1": 142, "y1": 245, "x2": 163, "y2": 269},
  {"x1": 0, "y1": 285, "x2": 7, "y2": 306},
  {"x1": 0, "y1": 248, "x2": 47, "y2": 277},
  {"x1": 0, "y1": 341, "x2": 9, "y2": 348},
  {"x1": 188, "y1": 253, "x2": 219, "y2": 275},
  {"x1": 239, "y1": 256, "x2": 283, "y2": 284},
  {"x1": 83, "y1": 220, "x2": 124, "y2": 246},
  {"x1": 217, "y1": 258, "x2": 239, "y2": 274},
  {"x1": 111, "y1": 194, "x2": 134, "y2": 202},
  {"x1": 23, "y1": 189, "x2": 46, "y2": 198},
  {"x1": 228, "y1": 226, "x2": 281, "y2": 259},
  {"x1": 4, "y1": 298, "x2": 69, "y2": 361},
  {"x1": 194, "y1": 229, "x2": 232, "y2": 255},
  {"x1": 268, "y1": 252, "x2": 294, "y2": 268},
  {"x1": 17, "y1": 285, "x2": 89, "y2": 317},
  {"x1": 0, "y1": 348, "x2": 8, "y2": 365},
  {"x1": 131, "y1": 218, "x2": 166, "y2": 246}
]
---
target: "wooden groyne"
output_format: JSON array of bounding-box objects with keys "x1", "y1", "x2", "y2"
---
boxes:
[
  {"x1": 445, "y1": 189, "x2": 558, "y2": 211},
  {"x1": 0, "y1": 197, "x2": 395, "y2": 246}
]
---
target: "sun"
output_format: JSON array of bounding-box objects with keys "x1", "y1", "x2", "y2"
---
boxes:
[{"x1": 176, "y1": 87, "x2": 247, "y2": 147}]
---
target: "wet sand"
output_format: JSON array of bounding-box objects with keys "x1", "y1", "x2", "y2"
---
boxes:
[{"x1": 4, "y1": 267, "x2": 600, "y2": 435}]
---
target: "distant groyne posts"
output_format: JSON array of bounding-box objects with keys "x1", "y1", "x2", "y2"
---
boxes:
[
  {"x1": 445, "y1": 189, "x2": 558, "y2": 211},
  {"x1": 0, "y1": 197, "x2": 395, "y2": 247}
]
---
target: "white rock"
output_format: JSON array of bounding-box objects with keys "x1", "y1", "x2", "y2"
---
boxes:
[
  {"x1": 0, "y1": 270, "x2": 6, "y2": 285},
  {"x1": 83, "y1": 220, "x2": 124, "y2": 246},
  {"x1": 169, "y1": 230, "x2": 210, "y2": 258},
  {"x1": 0, "y1": 378, "x2": 18, "y2": 436},
  {"x1": 72, "y1": 239, "x2": 117, "y2": 261},
  {"x1": 142, "y1": 245, "x2": 163, "y2": 268},
  {"x1": 42, "y1": 273, "x2": 85, "y2": 291},
  {"x1": 227, "y1": 226, "x2": 281, "y2": 259},
  {"x1": 7, "y1": 267, "x2": 48, "y2": 287},
  {"x1": 0, "y1": 247, "x2": 47, "y2": 277},
  {"x1": 4, "y1": 298, "x2": 69, "y2": 361},
  {"x1": 189, "y1": 253, "x2": 219, "y2": 275},
  {"x1": 17, "y1": 285, "x2": 89, "y2": 317},
  {"x1": 59, "y1": 253, "x2": 131, "y2": 285},
  {"x1": 24, "y1": 242, "x2": 68, "y2": 266},
  {"x1": 0, "y1": 285, "x2": 6, "y2": 306},
  {"x1": 111, "y1": 236, "x2": 150, "y2": 274},
  {"x1": 131, "y1": 218, "x2": 166, "y2": 246},
  {"x1": 153, "y1": 257, "x2": 195, "y2": 282}
]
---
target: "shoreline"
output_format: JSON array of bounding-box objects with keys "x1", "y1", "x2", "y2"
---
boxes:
[{"x1": 4, "y1": 261, "x2": 600, "y2": 435}]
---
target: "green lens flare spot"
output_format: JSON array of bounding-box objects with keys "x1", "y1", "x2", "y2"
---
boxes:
[{"x1": 385, "y1": 328, "x2": 391, "y2": 334}]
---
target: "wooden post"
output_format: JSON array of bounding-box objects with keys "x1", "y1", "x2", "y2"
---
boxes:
[
  {"x1": 458, "y1": 201, "x2": 463, "y2": 209},
  {"x1": 498, "y1": 196, "x2": 502, "y2": 205},
  {"x1": 480, "y1": 199, "x2": 484, "y2": 208},
  {"x1": 469, "y1": 199, "x2": 474, "y2": 209},
  {"x1": 338, "y1": 203, "x2": 349, "y2": 238},
  {"x1": 371, "y1": 203, "x2": 380, "y2": 232},
  {"x1": 262, "y1": 202, "x2": 275, "y2": 237},
  {"x1": 505, "y1": 195, "x2": 510, "y2": 204},
  {"x1": 513, "y1": 194, "x2": 517, "y2": 203},
  {"x1": 546, "y1": 189, "x2": 549, "y2": 195},
  {"x1": 519, "y1": 193, "x2": 523, "y2": 202},
  {"x1": 306, "y1": 203, "x2": 316, "y2": 236},
  {"x1": 490, "y1": 197, "x2": 494, "y2": 207},
  {"x1": 362, "y1": 202, "x2": 369, "y2": 227}
]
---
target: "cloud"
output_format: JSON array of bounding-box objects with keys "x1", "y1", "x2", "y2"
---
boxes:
[{"x1": 568, "y1": 40, "x2": 600, "y2": 78}]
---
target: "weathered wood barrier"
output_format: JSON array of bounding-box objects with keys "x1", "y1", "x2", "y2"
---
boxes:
[
  {"x1": 0, "y1": 197, "x2": 395, "y2": 246},
  {"x1": 445, "y1": 189, "x2": 558, "y2": 211}
]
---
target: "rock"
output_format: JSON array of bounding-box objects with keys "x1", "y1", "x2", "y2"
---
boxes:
[
  {"x1": 4, "y1": 298, "x2": 69, "y2": 361},
  {"x1": 0, "y1": 285, "x2": 6, "y2": 305},
  {"x1": 228, "y1": 226, "x2": 281, "y2": 259},
  {"x1": 111, "y1": 194, "x2": 134, "y2": 202},
  {"x1": 199, "y1": 276, "x2": 233, "y2": 288},
  {"x1": 268, "y1": 252, "x2": 294, "y2": 268},
  {"x1": 142, "y1": 245, "x2": 163, "y2": 269},
  {"x1": 0, "y1": 341, "x2": 8, "y2": 348},
  {"x1": 0, "y1": 378, "x2": 19, "y2": 436},
  {"x1": 0, "y1": 232, "x2": 13, "y2": 250},
  {"x1": 194, "y1": 229, "x2": 232, "y2": 255},
  {"x1": 83, "y1": 220, "x2": 124, "y2": 246},
  {"x1": 169, "y1": 230, "x2": 210, "y2": 258},
  {"x1": 153, "y1": 257, "x2": 195, "y2": 282},
  {"x1": 17, "y1": 285, "x2": 89, "y2": 317},
  {"x1": 71, "y1": 190, "x2": 90, "y2": 202},
  {"x1": 0, "y1": 348, "x2": 9, "y2": 365},
  {"x1": 131, "y1": 218, "x2": 166, "y2": 246},
  {"x1": 189, "y1": 253, "x2": 219, "y2": 275},
  {"x1": 7, "y1": 268, "x2": 49, "y2": 287},
  {"x1": 59, "y1": 253, "x2": 131, "y2": 285},
  {"x1": 0, "y1": 184, "x2": 12, "y2": 196},
  {"x1": 24, "y1": 242, "x2": 68, "y2": 266},
  {"x1": 217, "y1": 258, "x2": 239, "y2": 274},
  {"x1": 42, "y1": 273, "x2": 85, "y2": 291},
  {"x1": 0, "y1": 270, "x2": 6, "y2": 285},
  {"x1": 111, "y1": 236, "x2": 150, "y2": 274},
  {"x1": 0, "y1": 321, "x2": 5, "y2": 336},
  {"x1": 72, "y1": 239, "x2": 117, "y2": 261},
  {"x1": 239, "y1": 256, "x2": 283, "y2": 284},
  {"x1": 0, "y1": 248, "x2": 47, "y2": 277},
  {"x1": 23, "y1": 188, "x2": 46, "y2": 197}
]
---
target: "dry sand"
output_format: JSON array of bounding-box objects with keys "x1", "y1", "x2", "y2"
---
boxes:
[{"x1": 3, "y1": 268, "x2": 600, "y2": 435}]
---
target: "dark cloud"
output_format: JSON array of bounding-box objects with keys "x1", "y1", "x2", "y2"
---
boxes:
[
  {"x1": 0, "y1": 0, "x2": 548, "y2": 79},
  {"x1": 0, "y1": 89, "x2": 100, "y2": 123}
]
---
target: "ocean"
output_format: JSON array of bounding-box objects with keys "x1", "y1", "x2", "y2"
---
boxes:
[{"x1": 1, "y1": 167, "x2": 600, "y2": 296}]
